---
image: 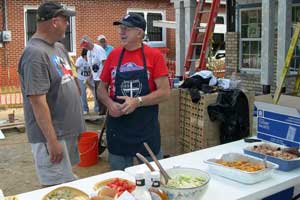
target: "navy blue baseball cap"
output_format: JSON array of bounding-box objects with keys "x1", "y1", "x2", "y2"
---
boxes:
[{"x1": 113, "y1": 13, "x2": 146, "y2": 31}]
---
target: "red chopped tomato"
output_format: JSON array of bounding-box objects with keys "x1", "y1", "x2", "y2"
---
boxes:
[{"x1": 106, "y1": 178, "x2": 136, "y2": 196}]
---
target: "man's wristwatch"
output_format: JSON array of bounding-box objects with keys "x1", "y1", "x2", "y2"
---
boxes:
[{"x1": 137, "y1": 96, "x2": 143, "y2": 107}]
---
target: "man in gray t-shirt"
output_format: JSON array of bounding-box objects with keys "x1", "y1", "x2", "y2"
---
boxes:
[{"x1": 18, "y1": 2, "x2": 85, "y2": 186}]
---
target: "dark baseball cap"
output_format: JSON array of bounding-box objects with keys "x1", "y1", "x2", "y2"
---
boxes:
[
  {"x1": 113, "y1": 13, "x2": 146, "y2": 31},
  {"x1": 37, "y1": 1, "x2": 76, "y2": 22}
]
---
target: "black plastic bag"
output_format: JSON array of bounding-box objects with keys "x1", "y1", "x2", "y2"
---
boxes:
[
  {"x1": 180, "y1": 75, "x2": 211, "y2": 90},
  {"x1": 180, "y1": 75, "x2": 214, "y2": 103},
  {"x1": 207, "y1": 89, "x2": 250, "y2": 144}
]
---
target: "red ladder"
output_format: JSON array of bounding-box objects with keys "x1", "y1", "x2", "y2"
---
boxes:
[{"x1": 184, "y1": 0, "x2": 221, "y2": 73}]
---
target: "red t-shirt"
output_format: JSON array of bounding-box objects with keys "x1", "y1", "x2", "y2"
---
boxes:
[{"x1": 100, "y1": 44, "x2": 169, "y2": 97}]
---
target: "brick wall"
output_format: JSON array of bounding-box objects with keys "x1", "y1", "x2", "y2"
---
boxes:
[
  {"x1": 225, "y1": 32, "x2": 264, "y2": 94},
  {"x1": 225, "y1": 31, "x2": 299, "y2": 96},
  {"x1": 271, "y1": 33, "x2": 298, "y2": 96},
  {"x1": 0, "y1": 0, "x2": 175, "y2": 87},
  {"x1": 225, "y1": 32, "x2": 239, "y2": 76}
]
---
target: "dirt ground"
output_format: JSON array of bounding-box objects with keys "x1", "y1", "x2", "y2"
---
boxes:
[{"x1": 0, "y1": 107, "x2": 111, "y2": 196}]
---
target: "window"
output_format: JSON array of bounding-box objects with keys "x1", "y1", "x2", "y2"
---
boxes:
[
  {"x1": 212, "y1": 33, "x2": 225, "y2": 52},
  {"x1": 25, "y1": 10, "x2": 37, "y2": 41},
  {"x1": 292, "y1": 6, "x2": 300, "y2": 22},
  {"x1": 239, "y1": 9, "x2": 262, "y2": 70},
  {"x1": 24, "y1": 6, "x2": 76, "y2": 54},
  {"x1": 127, "y1": 9, "x2": 166, "y2": 47},
  {"x1": 290, "y1": 5, "x2": 300, "y2": 73},
  {"x1": 216, "y1": 16, "x2": 224, "y2": 24}
]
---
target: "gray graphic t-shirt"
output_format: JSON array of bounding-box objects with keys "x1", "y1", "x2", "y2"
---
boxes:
[{"x1": 18, "y1": 38, "x2": 85, "y2": 143}]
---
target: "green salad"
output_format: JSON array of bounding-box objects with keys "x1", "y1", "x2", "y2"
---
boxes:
[{"x1": 166, "y1": 175, "x2": 206, "y2": 188}]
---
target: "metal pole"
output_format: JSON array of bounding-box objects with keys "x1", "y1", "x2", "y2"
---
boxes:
[{"x1": 226, "y1": 0, "x2": 236, "y2": 32}]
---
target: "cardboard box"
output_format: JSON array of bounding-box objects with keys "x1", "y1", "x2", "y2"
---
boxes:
[{"x1": 255, "y1": 95, "x2": 300, "y2": 148}]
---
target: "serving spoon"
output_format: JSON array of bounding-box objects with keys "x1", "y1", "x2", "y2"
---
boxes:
[
  {"x1": 263, "y1": 155, "x2": 268, "y2": 169},
  {"x1": 136, "y1": 153, "x2": 155, "y2": 172},
  {"x1": 143, "y1": 142, "x2": 171, "y2": 184}
]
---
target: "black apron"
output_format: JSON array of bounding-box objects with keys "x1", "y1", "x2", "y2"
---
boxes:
[{"x1": 106, "y1": 44, "x2": 160, "y2": 156}]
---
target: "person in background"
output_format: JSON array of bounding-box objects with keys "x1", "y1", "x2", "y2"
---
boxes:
[
  {"x1": 80, "y1": 35, "x2": 107, "y2": 115},
  {"x1": 75, "y1": 48, "x2": 99, "y2": 114},
  {"x1": 18, "y1": 1, "x2": 85, "y2": 186},
  {"x1": 97, "y1": 34, "x2": 114, "y2": 57},
  {"x1": 98, "y1": 13, "x2": 170, "y2": 170}
]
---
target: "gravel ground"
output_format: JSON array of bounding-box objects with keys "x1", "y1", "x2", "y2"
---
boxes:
[{"x1": 0, "y1": 107, "x2": 111, "y2": 196}]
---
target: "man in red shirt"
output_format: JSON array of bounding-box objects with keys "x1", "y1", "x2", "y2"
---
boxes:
[{"x1": 98, "y1": 13, "x2": 170, "y2": 170}]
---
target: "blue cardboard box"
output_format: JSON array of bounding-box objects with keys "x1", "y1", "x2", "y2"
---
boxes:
[
  {"x1": 244, "y1": 95, "x2": 300, "y2": 171},
  {"x1": 255, "y1": 95, "x2": 300, "y2": 148}
]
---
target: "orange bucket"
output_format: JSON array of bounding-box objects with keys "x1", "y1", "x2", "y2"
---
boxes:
[{"x1": 78, "y1": 131, "x2": 99, "y2": 167}]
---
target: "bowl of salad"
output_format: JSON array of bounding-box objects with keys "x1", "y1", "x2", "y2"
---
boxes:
[{"x1": 160, "y1": 167, "x2": 210, "y2": 200}]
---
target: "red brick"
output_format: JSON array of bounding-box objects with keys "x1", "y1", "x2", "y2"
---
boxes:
[{"x1": 0, "y1": 0, "x2": 224, "y2": 88}]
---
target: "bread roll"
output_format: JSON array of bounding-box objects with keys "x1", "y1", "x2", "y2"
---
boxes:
[{"x1": 97, "y1": 187, "x2": 117, "y2": 200}]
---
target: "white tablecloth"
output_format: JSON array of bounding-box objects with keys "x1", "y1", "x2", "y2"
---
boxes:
[
  {"x1": 17, "y1": 170, "x2": 134, "y2": 200},
  {"x1": 15, "y1": 139, "x2": 300, "y2": 200},
  {"x1": 125, "y1": 139, "x2": 300, "y2": 200}
]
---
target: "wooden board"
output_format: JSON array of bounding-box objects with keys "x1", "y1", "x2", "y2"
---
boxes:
[
  {"x1": 0, "y1": 120, "x2": 25, "y2": 132},
  {"x1": 180, "y1": 90, "x2": 220, "y2": 153},
  {"x1": 179, "y1": 89, "x2": 254, "y2": 153},
  {"x1": 159, "y1": 89, "x2": 182, "y2": 156},
  {"x1": 84, "y1": 114, "x2": 106, "y2": 121}
]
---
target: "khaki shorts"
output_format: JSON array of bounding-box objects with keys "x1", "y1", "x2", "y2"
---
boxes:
[{"x1": 31, "y1": 137, "x2": 79, "y2": 186}]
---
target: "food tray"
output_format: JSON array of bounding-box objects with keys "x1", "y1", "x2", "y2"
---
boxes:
[
  {"x1": 204, "y1": 153, "x2": 278, "y2": 184},
  {"x1": 42, "y1": 186, "x2": 89, "y2": 200},
  {"x1": 244, "y1": 143, "x2": 300, "y2": 172}
]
